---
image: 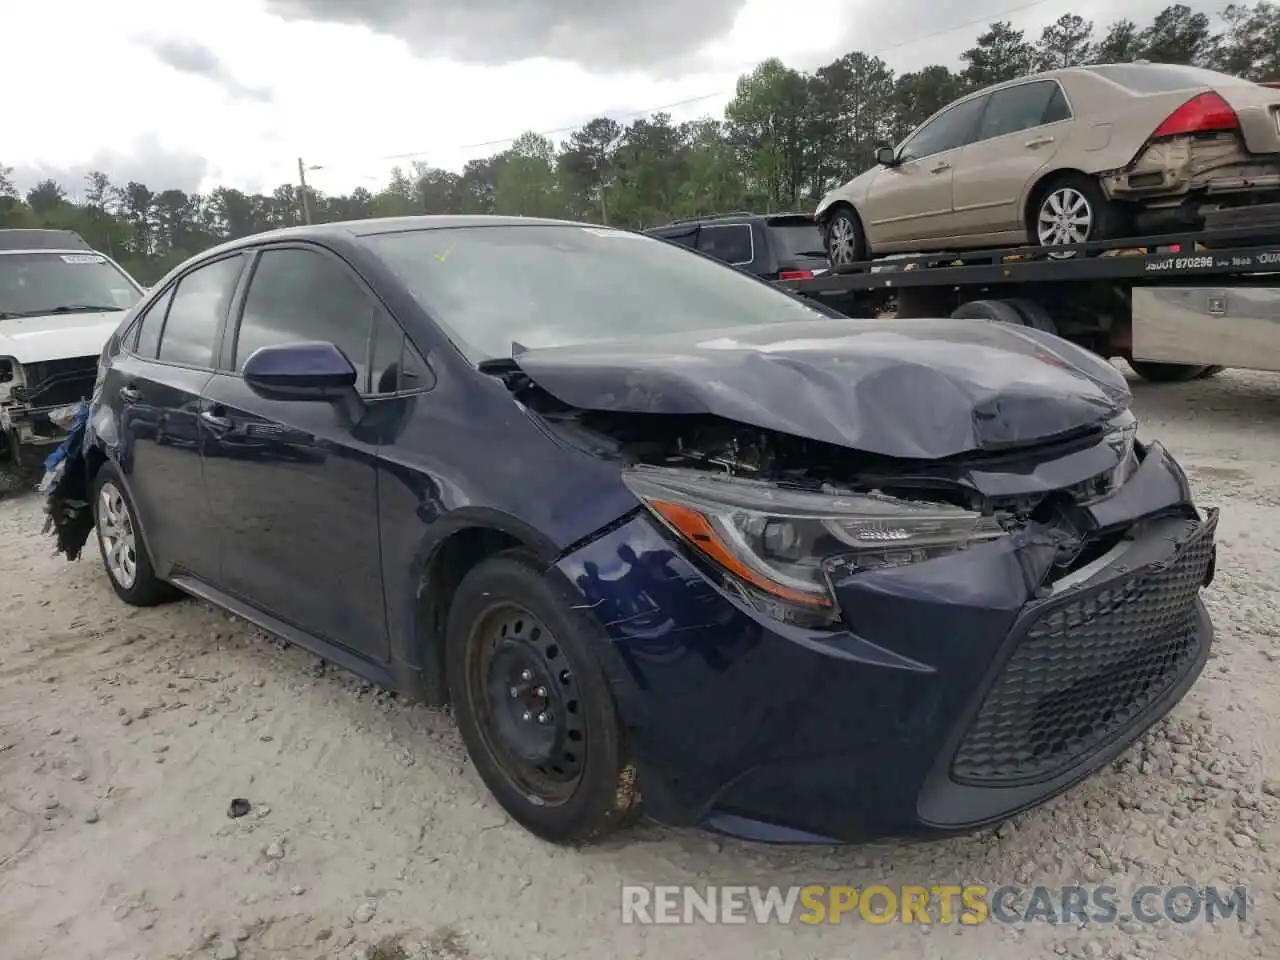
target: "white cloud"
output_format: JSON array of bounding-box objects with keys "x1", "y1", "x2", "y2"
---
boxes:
[{"x1": 2, "y1": 0, "x2": 1239, "y2": 197}]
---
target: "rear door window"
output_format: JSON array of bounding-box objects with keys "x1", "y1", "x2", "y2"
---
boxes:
[
  {"x1": 695, "y1": 224, "x2": 754, "y2": 265},
  {"x1": 976, "y1": 81, "x2": 1069, "y2": 141},
  {"x1": 130, "y1": 286, "x2": 175, "y2": 358},
  {"x1": 156, "y1": 255, "x2": 245, "y2": 368}
]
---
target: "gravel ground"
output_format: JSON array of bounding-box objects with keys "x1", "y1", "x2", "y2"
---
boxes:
[{"x1": 2, "y1": 367, "x2": 1279, "y2": 960}]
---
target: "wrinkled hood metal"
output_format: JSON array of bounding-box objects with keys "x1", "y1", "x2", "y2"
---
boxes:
[
  {"x1": 509, "y1": 317, "x2": 1132, "y2": 460},
  {"x1": 0, "y1": 311, "x2": 122, "y2": 364}
]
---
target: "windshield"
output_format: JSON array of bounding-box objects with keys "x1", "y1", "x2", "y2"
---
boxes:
[
  {"x1": 363, "y1": 224, "x2": 829, "y2": 362},
  {"x1": 0, "y1": 251, "x2": 143, "y2": 319}
]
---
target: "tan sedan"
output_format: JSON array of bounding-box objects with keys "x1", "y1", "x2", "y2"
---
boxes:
[{"x1": 815, "y1": 63, "x2": 1280, "y2": 265}]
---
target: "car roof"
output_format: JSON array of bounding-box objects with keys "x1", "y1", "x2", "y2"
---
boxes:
[
  {"x1": 646, "y1": 212, "x2": 814, "y2": 231},
  {"x1": 0, "y1": 248, "x2": 97, "y2": 256},
  {"x1": 0, "y1": 228, "x2": 93, "y2": 252},
  {"x1": 213, "y1": 215, "x2": 592, "y2": 250}
]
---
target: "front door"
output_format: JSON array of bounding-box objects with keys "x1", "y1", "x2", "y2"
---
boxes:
[
  {"x1": 861, "y1": 93, "x2": 990, "y2": 246},
  {"x1": 200, "y1": 244, "x2": 390, "y2": 660},
  {"x1": 105, "y1": 254, "x2": 248, "y2": 581}
]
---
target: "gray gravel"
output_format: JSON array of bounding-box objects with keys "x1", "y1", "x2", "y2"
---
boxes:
[{"x1": 0, "y1": 365, "x2": 1278, "y2": 959}]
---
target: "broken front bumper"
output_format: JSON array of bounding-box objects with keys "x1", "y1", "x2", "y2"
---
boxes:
[{"x1": 557, "y1": 441, "x2": 1216, "y2": 843}]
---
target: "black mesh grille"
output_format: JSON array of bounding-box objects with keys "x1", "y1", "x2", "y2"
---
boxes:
[
  {"x1": 18, "y1": 357, "x2": 98, "y2": 409},
  {"x1": 951, "y1": 516, "x2": 1215, "y2": 786}
]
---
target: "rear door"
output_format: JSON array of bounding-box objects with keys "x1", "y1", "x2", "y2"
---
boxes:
[
  {"x1": 950, "y1": 79, "x2": 1072, "y2": 240},
  {"x1": 199, "y1": 243, "x2": 391, "y2": 661},
  {"x1": 106, "y1": 253, "x2": 247, "y2": 581}
]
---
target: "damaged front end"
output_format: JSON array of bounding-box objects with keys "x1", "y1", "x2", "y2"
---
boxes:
[
  {"x1": 492, "y1": 325, "x2": 1217, "y2": 841},
  {"x1": 37, "y1": 401, "x2": 96, "y2": 560},
  {"x1": 0, "y1": 354, "x2": 100, "y2": 485}
]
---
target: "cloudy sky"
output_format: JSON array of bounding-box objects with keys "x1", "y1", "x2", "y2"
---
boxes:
[{"x1": 5, "y1": 0, "x2": 1234, "y2": 197}]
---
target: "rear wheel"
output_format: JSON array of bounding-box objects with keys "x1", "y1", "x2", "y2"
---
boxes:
[
  {"x1": 950, "y1": 299, "x2": 1029, "y2": 326},
  {"x1": 445, "y1": 550, "x2": 640, "y2": 844},
  {"x1": 1129, "y1": 360, "x2": 1210, "y2": 382},
  {"x1": 92, "y1": 463, "x2": 180, "y2": 606},
  {"x1": 1031, "y1": 175, "x2": 1124, "y2": 258},
  {"x1": 824, "y1": 206, "x2": 868, "y2": 268}
]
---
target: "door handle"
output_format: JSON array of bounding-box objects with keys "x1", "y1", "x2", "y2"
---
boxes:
[
  {"x1": 119, "y1": 386, "x2": 141, "y2": 403},
  {"x1": 930, "y1": 162, "x2": 952, "y2": 174},
  {"x1": 1025, "y1": 136, "x2": 1055, "y2": 148},
  {"x1": 199, "y1": 410, "x2": 233, "y2": 430}
]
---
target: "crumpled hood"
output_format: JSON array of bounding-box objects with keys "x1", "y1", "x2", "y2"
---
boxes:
[
  {"x1": 509, "y1": 317, "x2": 1133, "y2": 460},
  {"x1": 0, "y1": 311, "x2": 122, "y2": 364}
]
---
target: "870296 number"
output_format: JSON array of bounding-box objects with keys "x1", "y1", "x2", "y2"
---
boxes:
[{"x1": 1145, "y1": 255, "x2": 1214, "y2": 271}]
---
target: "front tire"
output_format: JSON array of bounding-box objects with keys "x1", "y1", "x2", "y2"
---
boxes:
[
  {"x1": 824, "y1": 206, "x2": 868, "y2": 268},
  {"x1": 1031, "y1": 175, "x2": 1123, "y2": 258},
  {"x1": 93, "y1": 463, "x2": 180, "y2": 606},
  {"x1": 445, "y1": 550, "x2": 640, "y2": 844}
]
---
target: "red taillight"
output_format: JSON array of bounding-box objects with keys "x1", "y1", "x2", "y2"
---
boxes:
[
  {"x1": 779, "y1": 269, "x2": 814, "y2": 280},
  {"x1": 1152, "y1": 91, "x2": 1238, "y2": 138}
]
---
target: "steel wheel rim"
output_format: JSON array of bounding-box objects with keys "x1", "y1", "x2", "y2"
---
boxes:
[
  {"x1": 97, "y1": 481, "x2": 138, "y2": 589},
  {"x1": 828, "y1": 215, "x2": 859, "y2": 264},
  {"x1": 465, "y1": 603, "x2": 585, "y2": 806},
  {"x1": 1038, "y1": 187, "x2": 1092, "y2": 257}
]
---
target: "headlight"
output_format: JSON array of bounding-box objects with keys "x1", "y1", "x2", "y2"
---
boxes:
[
  {"x1": 622, "y1": 465, "x2": 1005, "y2": 627},
  {"x1": 1106, "y1": 409, "x2": 1139, "y2": 491}
]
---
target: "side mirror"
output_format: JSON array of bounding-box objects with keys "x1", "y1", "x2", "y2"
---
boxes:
[
  {"x1": 243, "y1": 341, "x2": 357, "y2": 403},
  {"x1": 875, "y1": 146, "x2": 899, "y2": 166}
]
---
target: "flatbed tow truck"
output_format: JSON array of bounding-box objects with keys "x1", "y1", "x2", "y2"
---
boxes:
[{"x1": 775, "y1": 204, "x2": 1280, "y2": 382}]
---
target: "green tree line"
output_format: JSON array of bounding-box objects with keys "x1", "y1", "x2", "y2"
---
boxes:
[{"x1": 2, "y1": 3, "x2": 1278, "y2": 283}]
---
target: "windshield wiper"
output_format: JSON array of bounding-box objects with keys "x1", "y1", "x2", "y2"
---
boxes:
[
  {"x1": 6, "y1": 304, "x2": 123, "y2": 318},
  {"x1": 48, "y1": 303, "x2": 123, "y2": 314}
]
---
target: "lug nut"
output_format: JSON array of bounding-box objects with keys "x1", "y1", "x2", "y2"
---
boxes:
[
  {"x1": 536, "y1": 712, "x2": 550, "y2": 725},
  {"x1": 534, "y1": 686, "x2": 547, "y2": 698},
  {"x1": 521, "y1": 710, "x2": 533, "y2": 722},
  {"x1": 510, "y1": 686, "x2": 520, "y2": 698},
  {"x1": 520, "y1": 669, "x2": 533, "y2": 682}
]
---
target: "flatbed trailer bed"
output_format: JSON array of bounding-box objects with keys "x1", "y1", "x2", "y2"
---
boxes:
[{"x1": 775, "y1": 205, "x2": 1280, "y2": 381}]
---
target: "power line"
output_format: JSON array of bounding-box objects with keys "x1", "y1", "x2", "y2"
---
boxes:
[{"x1": 376, "y1": 0, "x2": 1064, "y2": 165}]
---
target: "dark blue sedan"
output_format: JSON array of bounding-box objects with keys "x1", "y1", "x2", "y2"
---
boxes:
[{"x1": 75, "y1": 216, "x2": 1217, "y2": 845}]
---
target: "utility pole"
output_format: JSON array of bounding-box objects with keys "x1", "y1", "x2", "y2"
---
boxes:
[{"x1": 297, "y1": 157, "x2": 314, "y2": 225}]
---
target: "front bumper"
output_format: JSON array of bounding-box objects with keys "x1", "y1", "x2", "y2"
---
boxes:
[
  {"x1": 556, "y1": 441, "x2": 1216, "y2": 843},
  {"x1": 1, "y1": 403, "x2": 79, "y2": 456}
]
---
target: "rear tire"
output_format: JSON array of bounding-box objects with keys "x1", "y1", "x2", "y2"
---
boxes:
[
  {"x1": 1030, "y1": 174, "x2": 1124, "y2": 258},
  {"x1": 92, "y1": 463, "x2": 180, "y2": 606},
  {"x1": 1129, "y1": 360, "x2": 1210, "y2": 383},
  {"x1": 1001, "y1": 298, "x2": 1059, "y2": 335},
  {"x1": 824, "y1": 206, "x2": 868, "y2": 268},
  {"x1": 445, "y1": 549, "x2": 640, "y2": 845},
  {"x1": 950, "y1": 299, "x2": 1028, "y2": 326},
  {"x1": 1196, "y1": 365, "x2": 1227, "y2": 379}
]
